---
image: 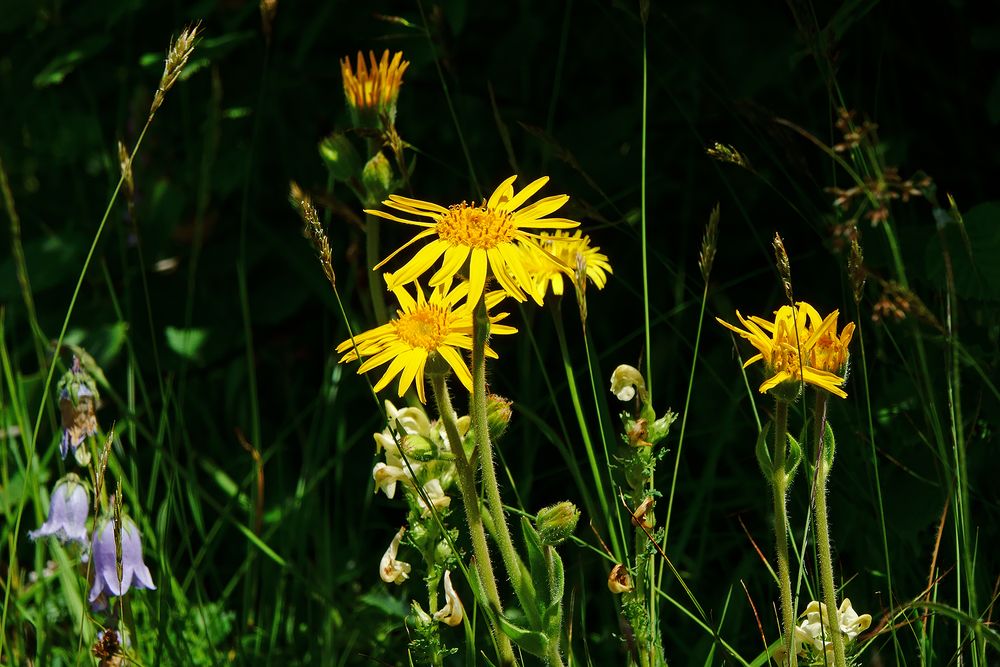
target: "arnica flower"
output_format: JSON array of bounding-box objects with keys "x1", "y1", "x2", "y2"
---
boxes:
[
  {"x1": 340, "y1": 50, "x2": 409, "y2": 127},
  {"x1": 522, "y1": 230, "x2": 612, "y2": 301},
  {"x1": 57, "y1": 357, "x2": 99, "y2": 459},
  {"x1": 366, "y1": 175, "x2": 581, "y2": 307},
  {"x1": 380, "y1": 526, "x2": 411, "y2": 584},
  {"x1": 89, "y1": 516, "x2": 156, "y2": 604},
  {"x1": 716, "y1": 303, "x2": 851, "y2": 399},
  {"x1": 30, "y1": 474, "x2": 89, "y2": 547},
  {"x1": 336, "y1": 278, "x2": 515, "y2": 402},
  {"x1": 433, "y1": 570, "x2": 464, "y2": 627}
]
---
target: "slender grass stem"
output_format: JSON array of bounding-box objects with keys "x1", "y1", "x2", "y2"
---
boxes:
[
  {"x1": 640, "y1": 22, "x2": 652, "y2": 401},
  {"x1": 550, "y1": 304, "x2": 622, "y2": 558},
  {"x1": 811, "y1": 393, "x2": 847, "y2": 667},
  {"x1": 772, "y1": 398, "x2": 797, "y2": 667},
  {"x1": 431, "y1": 374, "x2": 516, "y2": 666},
  {"x1": 662, "y1": 282, "x2": 708, "y2": 546}
]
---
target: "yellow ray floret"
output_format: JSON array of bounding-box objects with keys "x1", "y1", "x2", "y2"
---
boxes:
[
  {"x1": 336, "y1": 278, "x2": 515, "y2": 402},
  {"x1": 520, "y1": 230, "x2": 613, "y2": 301},
  {"x1": 366, "y1": 175, "x2": 581, "y2": 307},
  {"x1": 716, "y1": 302, "x2": 854, "y2": 399}
]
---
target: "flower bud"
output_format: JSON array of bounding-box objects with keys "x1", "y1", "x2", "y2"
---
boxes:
[
  {"x1": 318, "y1": 132, "x2": 361, "y2": 182},
  {"x1": 410, "y1": 600, "x2": 433, "y2": 627},
  {"x1": 607, "y1": 563, "x2": 633, "y2": 594},
  {"x1": 486, "y1": 394, "x2": 513, "y2": 441},
  {"x1": 535, "y1": 501, "x2": 580, "y2": 546},
  {"x1": 361, "y1": 152, "x2": 393, "y2": 203}
]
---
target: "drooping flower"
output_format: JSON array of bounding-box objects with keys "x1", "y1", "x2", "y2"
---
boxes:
[
  {"x1": 30, "y1": 474, "x2": 89, "y2": 546},
  {"x1": 336, "y1": 278, "x2": 515, "y2": 401},
  {"x1": 379, "y1": 526, "x2": 411, "y2": 584},
  {"x1": 716, "y1": 303, "x2": 851, "y2": 399},
  {"x1": 57, "y1": 357, "x2": 100, "y2": 460},
  {"x1": 340, "y1": 50, "x2": 409, "y2": 127},
  {"x1": 433, "y1": 570, "x2": 464, "y2": 627},
  {"x1": 607, "y1": 563, "x2": 633, "y2": 594},
  {"x1": 610, "y1": 364, "x2": 648, "y2": 403},
  {"x1": 366, "y1": 175, "x2": 581, "y2": 306},
  {"x1": 522, "y1": 230, "x2": 612, "y2": 301},
  {"x1": 89, "y1": 516, "x2": 156, "y2": 604}
]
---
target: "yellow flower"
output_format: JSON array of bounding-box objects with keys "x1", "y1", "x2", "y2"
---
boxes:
[
  {"x1": 716, "y1": 302, "x2": 851, "y2": 399},
  {"x1": 366, "y1": 175, "x2": 580, "y2": 307},
  {"x1": 340, "y1": 50, "x2": 409, "y2": 125},
  {"x1": 336, "y1": 278, "x2": 515, "y2": 402},
  {"x1": 522, "y1": 230, "x2": 612, "y2": 301}
]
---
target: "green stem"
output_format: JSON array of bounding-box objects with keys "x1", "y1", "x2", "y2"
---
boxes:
[
  {"x1": 811, "y1": 393, "x2": 847, "y2": 667},
  {"x1": 431, "y1": 374, "x2": 516, "y2": 666},
  {"x1": 772, "y1": 399, "x2": 797, "y2": 667},
  {"x1": 471, "y1": 296, "x2": 543, "y2": 627},
  {"x1": 365, "y1": 215, "x2": 388, "y2": 326}
]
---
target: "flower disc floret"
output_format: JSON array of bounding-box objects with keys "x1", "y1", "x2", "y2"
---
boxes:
[{"x1": 366, "y1": 175, "x2": 581, "y2": 306}]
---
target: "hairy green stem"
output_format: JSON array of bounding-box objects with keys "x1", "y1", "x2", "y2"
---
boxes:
[
  {"x1": 811, "y1": 393, "x2": 847, "y2": 667},
  {"x1": 431, "y1": 373, "x2": 516, "y2": 666},
  {"x1": 772, "y1": 399, "x2": 797, "y2": 667}
]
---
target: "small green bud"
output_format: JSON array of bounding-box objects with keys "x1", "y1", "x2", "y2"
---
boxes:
[
  {"x1": 535, "y1": 501, "x2": 580, "y2": 546},
  {"x1": 401, "y1": 434, "x2": 435, "y2": 460},
  {"x1": 647, "y1": 409, "x2": 678, "y2": 445},
  {"x1": 318, "y1": 132, "x2": 361, "y2": 182},
  {"x1": 434, "y1": 538, "x2": 452, "y2": 563},
  {"x1": 486, "y1": 394, "x2": 512, "y2": 441},
  {"x1": 410, "y1": 600, "x2": 433, "y2": 627},
  {"x1": 361, "y1": 151, "x2": 393, "y2": 202}
]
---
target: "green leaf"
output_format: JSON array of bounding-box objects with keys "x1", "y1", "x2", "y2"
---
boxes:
[
  {"x1": 755, "y1": 423, "x2": 772, "y2": 480},
  {"x1": 33, "y1": 35, "x2": 110, "y2": 88},
  {"x1": 496, "y1": 613, "x2": 549, "y2": 657},
  {"x1": 785, "y1": 432, "x2": 802, "y2": 481},
  {"x1": 822, "y1": 422, "x2": 836, "y2": 469},
  {"x1": 521, "y1": 517, "x2": 547, "y2": 605},
  {"x1": 165, "y1": 326, "x2": 209, "y2": 361}
]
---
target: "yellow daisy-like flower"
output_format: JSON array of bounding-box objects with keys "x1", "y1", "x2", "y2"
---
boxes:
[
  {"x1": 336, "y1": 278, "x2": 515, "y2": 402},
  {"x1": 340, "y1": 50, "x2": 409, "y2": 125},
  {"x1": 716, "y1": 302, "x2": 852, "y2": 399},
  {"x1": 521, "y1": 230, "x2": 613, "y2": 301},
  {"x1": 366, "y1": 175, "x2": 581, "y2": 307}
]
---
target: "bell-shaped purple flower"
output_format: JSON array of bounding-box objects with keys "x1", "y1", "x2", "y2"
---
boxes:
[
  {"x1": 29, "y1": 474, "x2": 89, "y2": 546},
  {"x1": 89, "y1": 516, "x2": 156, "y2": 604}
]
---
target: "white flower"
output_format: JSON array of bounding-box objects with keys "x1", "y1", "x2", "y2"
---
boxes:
[
  {"x1": 379, "y1": 526, "x2": 411, "y2": 584},
  {"x1": 790, "y1": 599, "x2": 872, "y2": 663},
  {"x1": 610, "y1": 364, "x2": 647, "y2": 402},
  {"x1": 416, "y1": 478, "x2": 451, "y2": 517},
  {"x1": 433, "y1": 570, "x2": 464, "y2": 627},
  {"x1": 373, "y1": 462, "x2": 410, "y2": 499},
  {"x1": 385, "y1": 400, "x2": 433, "y2": 437}
]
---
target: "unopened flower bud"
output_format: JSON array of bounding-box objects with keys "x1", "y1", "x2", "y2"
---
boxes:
[
  {"x1": 318, "y1": 132, "x2": 361, "y2": 182},
  {"x1": 486, "y1": 394, "x2": 513, "y2": 441},
  {"x1": 608, "y1": 563, "x2": 633, "y2": 594},
  {"x1": 362, "y1": 152, "x2": 393, "y2": 203},
  {"x1": 535, "y1": 501, "x2": 580, "y2": 546},
  {"x1": 410, "y1": 600, "x2": 433, "y2": 627},
  {"x1": 626, "y1": 418, "x2": 651, "y2": 447}
]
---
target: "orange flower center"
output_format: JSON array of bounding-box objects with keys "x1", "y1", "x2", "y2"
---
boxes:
[
  {"x1": 437, "y1": 203, "x2": 516, "y2": 249},
  {"x1": 392, "y1": 305, "x2": 449, "y2": 350}
]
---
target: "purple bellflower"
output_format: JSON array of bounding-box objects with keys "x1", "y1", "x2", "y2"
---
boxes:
[
  {"x1": 29, "y1": 474, "x2": 89, "y2": 546},
  {"x1": 57, "y1": 357, "x2": 99, "y2": 460},
  {"x1": 89, "y1": 516, "x2": 156, "y2": 604}
]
